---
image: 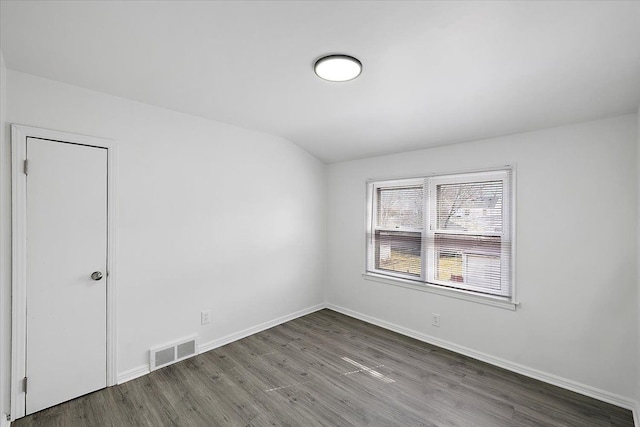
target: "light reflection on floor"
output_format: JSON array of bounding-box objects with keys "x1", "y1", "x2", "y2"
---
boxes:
[{"x1": 341, "y1": 356, "x2": 395, "y2": 383}]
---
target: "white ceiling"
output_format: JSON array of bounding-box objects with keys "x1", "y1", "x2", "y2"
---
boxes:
[{"x1": 1, "y1": 1, "x2": 640, "y2": 163}]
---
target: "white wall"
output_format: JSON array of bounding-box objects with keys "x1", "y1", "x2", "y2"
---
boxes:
[
  {"x1": 1, "y1": 66, "x2": 638, "y2": 416},
  {"x1": 0, "y1": 51, "x2": 9, "y2": 420},
  {"x1": 2, "y1": 70, "x2": 326, "y2": 390},
  {"x1": 637, "y1": 105, "x2": 640, "y2": 408},
  {"x1": 327, "y1": 115, "x2": 638, "y2": 401}
]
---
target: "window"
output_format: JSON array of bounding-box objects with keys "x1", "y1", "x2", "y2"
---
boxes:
[{"x1": 366, "y1": 169, "x2": 513, "y2": 299}]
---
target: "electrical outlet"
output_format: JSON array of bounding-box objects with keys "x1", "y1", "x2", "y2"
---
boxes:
[
  {"x1": 432, "y1": 313, "x2": 440, "y2": 327},
  {"x1": 201, "y1": 310, "x2": 211, "y2": 325}
]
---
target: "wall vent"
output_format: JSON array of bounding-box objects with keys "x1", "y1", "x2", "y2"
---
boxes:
[{"x1": 149, "y1": 335, "x2": 198, "y2": 371}]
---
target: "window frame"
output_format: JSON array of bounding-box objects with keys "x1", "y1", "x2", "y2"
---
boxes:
[
  {"x1": 364, "y1": 167, "x2": 517, "y2": 309},
  {"x1": 427, "y1": 170, "x2": 511, "y2": 296},
  {"x1": 367, "y1": 178, "x2": 425, "y2": 282}
]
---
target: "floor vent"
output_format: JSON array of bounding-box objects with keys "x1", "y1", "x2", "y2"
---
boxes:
[{"x1": 150, "y1": 336, "x2": 198, "y2": 371}]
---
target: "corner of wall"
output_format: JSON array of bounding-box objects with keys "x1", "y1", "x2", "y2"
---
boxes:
[
  {"x1": 322, "y1": 162, "x2": 329, "y2": 304},
  {"x1": 637, "y1": 104, "x2": 640, "y2": 425}
]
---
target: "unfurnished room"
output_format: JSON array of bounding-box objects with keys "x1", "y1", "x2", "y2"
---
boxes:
[{"x1": 0, "y1": 1, "x2": 639, "y2": 426}]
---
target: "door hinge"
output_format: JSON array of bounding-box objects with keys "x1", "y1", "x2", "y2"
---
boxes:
[
  {"x1": 24, "y1": 159, "x2": 29, "y2": 175},
  {"x1": 23, "y1": 376, "x2": 27, "y2": 393}
]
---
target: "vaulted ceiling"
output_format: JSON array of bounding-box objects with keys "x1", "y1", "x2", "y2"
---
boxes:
[{"x1": 2, "y1": 1, "x2": 639, "y2": 163}]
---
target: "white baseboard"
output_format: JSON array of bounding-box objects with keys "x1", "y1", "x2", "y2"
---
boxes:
[
  {"x1": 117, "y1": 364, "x2": 150, "y2": 385},
  {"x1": 326, "y1": 303, "x2": 637, "y2": 412},
  {"x1": 1, "y1": 415, "x2": 9, "y2": 427},
  {"x1": 115, "y1": 301, "x2": 638, "y2": 420},
  {"x1": 116, "y1": 303, "x2": 326, "y2": 385},
  {"x1": 198, "y1": 303, "x2": 325, "y2": 354}
]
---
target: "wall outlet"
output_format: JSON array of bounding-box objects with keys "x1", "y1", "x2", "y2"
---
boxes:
[
  {"x1": 201, "y1": 310, "x2": 211, "y2": 325},
  {"x1": 432, "y1": 313, "x2": 440, "y2": 327}
]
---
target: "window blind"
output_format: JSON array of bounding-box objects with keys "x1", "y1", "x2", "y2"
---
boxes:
[
  {"x1": 368, "y1": 181, "x2": 424, "y2": 280},
  {"x1": 377, "y1": 186, "x2": 423, "y2": 229},
  {"x1": 366, "y1": 169, "x2": 513, "y2": 298}
]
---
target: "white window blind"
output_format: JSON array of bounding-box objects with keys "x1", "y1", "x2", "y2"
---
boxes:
[
  {"x1": 370, "y1": 180, "x2": 424, "y2": 279},
  {"x1": 366, "y1": 169, "x2": 513, "y2": 298}
]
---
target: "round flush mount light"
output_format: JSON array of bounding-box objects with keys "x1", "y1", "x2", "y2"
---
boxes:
[{"x1": 314, "y1": 54, "x2": 362, "y2": 82}]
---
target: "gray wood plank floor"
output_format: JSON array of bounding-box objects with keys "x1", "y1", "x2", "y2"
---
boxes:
[{"x1": 14, "y1": 309, "x2": 633, "y2": 426}]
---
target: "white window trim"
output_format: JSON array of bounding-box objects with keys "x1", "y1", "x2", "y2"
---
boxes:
[
  {"x1": 364, "y1": 165, "x2": 517, "y2": 309},
  {"x1": 361, "y1": 272, "x2": 518, "y2": 310}
]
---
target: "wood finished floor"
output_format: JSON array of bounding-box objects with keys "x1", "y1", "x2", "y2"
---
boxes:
[{"x1": 15, "y1": 309, "x2": 633, "y2": 426}]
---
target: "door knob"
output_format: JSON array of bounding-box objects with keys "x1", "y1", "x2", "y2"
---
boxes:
[{"x1": 91, "y1": 271, "x2": 103, "y2": 281}]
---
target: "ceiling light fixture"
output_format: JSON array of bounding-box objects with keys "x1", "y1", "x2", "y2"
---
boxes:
[{"x1": 314, "y1": 54, "x2": 362, "y2": 82}]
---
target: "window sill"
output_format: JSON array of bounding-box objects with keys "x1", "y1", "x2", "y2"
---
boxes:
[{"x1": 362, "y1": 272, "x2": 519, "y2": 311}]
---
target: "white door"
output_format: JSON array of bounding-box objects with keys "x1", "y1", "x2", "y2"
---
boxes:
[{"x1": 25, "y1": 137, "x2": 108, "y2": 414}]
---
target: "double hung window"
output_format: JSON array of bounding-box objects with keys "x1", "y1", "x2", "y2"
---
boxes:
[{"x1": 366, "y1": 169, "x2": 513, "y2": 299}]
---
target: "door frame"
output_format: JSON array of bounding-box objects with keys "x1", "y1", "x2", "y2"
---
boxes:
[{"x1": 10, "y1": 124, "x2": 117, "y2": 420}]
